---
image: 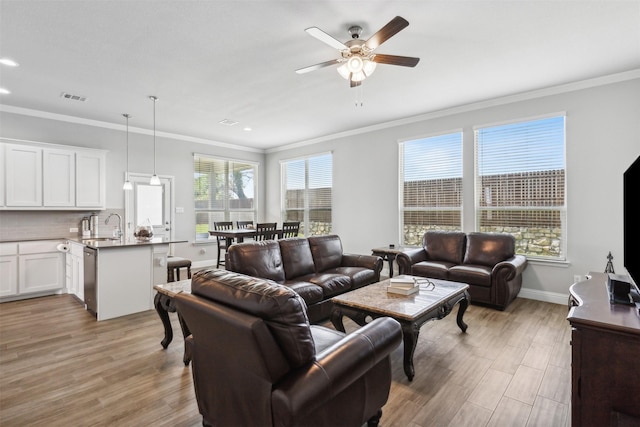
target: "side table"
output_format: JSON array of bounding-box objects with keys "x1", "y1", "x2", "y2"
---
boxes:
[
  {"x1": 154, "y1": 279, "x2": 192, "y2": 365},
  {"x1": 371, "y1": 245, "x2": 415, "y2": 278}
]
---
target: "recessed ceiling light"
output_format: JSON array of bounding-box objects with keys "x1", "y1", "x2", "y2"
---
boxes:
[
  {"x1": 0, "y1": 88, "x2": 10, "y2": 95},
  {"x1": 0, "y1": 58, "x2": 19, "y2": 67},
  {"x1": 243, "y1": 127, "x2": 252, "y2": 132},
  {"x1": 219, "y1": 119, "x2": 238, "y2": 126}
]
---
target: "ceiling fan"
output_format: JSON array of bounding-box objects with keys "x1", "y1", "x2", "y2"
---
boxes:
[{"x1": 295, "y1": 16, "x2": 420, "y2": 88}]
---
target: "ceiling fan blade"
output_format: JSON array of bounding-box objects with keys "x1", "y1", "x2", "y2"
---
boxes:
[
  {"x1": 364, "y1": 16, "x2": 409, "y2": 51},
  {"x1": 372, "y1": 54, "x2": 420, "y2": 67},
  {"x1": 305, "y1": 27, "x2": 349, "y2": 51},
  {"x1": 295, "y1": 59, "x2": 341, "y2": 74}
]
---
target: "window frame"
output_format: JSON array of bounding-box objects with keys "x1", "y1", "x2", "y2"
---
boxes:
[
  {"x1": 473, "y1": 113, "x2": 567, "y2": 261},
  {"x1": 399, "y1": 130, "x2": 464, "y2": 246},
  {"x1": 193, "y1": 153, "x2": 258, "y2": 242},
  {"x1": 280, "y1": 151, "x2": 333, "y2": 237}
]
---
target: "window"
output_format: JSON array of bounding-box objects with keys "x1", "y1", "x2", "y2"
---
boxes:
[
  {"x1": 281, "y1": 152, "x2": 332, "y2": 237},
  {"x1": 400, "y1": 132, "x2": 463, "y2": 245},
  {"x1": 475, "y1": 115, "x2": 566, "y2": 260},
  {"x1": 194, "y1": 154, "x2": 257, "y2": 240}
]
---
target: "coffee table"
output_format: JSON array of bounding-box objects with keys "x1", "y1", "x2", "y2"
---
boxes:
[{"x1": 331, "y1": 277, "x2": 469, "y2": 381}]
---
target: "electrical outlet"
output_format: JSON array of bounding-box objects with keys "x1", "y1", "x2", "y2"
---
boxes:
[
  {"x1": 70, "y1": 227, "x2": 78, "y2": 232},
  {"x1": 573, "y1": 274, "x2": 582, "y2": 283}
]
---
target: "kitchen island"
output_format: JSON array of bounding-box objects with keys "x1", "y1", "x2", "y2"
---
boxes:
[{"x1": 81, "y1": 237, "x2": 187, "y2": 321}]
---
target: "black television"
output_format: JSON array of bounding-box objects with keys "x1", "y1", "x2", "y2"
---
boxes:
[{"x1": 624, "y1": 154, "x2": 640, "y2": 288}]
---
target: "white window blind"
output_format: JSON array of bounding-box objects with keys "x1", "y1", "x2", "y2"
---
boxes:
[
  {"x1": 281, "y1": 152, "x2": 332, "y2": 237},
  {"x1": 194, "y1": 154, "x2": 257, "y2": 240},
  {"x1": 475, "y1": 115, "x2": 566, "y2": 259},
  {"x1": 400, "y1": 132, "x2": 463, "y2": 245}
]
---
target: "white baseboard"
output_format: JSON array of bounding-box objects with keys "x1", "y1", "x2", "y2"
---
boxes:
[{"x1": 518, "y1": 287, "x2": 568, "y2": 305}]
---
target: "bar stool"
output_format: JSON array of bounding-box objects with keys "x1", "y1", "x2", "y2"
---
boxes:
[{"x1": 167, "y1": 256, "x2": 192, "y2": 282}]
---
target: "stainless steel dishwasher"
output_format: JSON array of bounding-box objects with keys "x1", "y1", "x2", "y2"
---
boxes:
[{"x1": 83, "y1": 246, "x2": 97, "y2": 317}]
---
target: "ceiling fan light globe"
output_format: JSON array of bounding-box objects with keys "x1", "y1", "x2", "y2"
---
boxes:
[{"x1": 346, "y1": 56, "x2": 364, "y2": 73}]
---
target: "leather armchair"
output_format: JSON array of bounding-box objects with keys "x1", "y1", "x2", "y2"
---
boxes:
[{"x1": 175, "y1": 269, "x2": 402, "y2": 427}]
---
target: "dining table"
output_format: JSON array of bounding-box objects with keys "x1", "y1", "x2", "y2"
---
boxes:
[{"x1": 208, "y1": 227, "x2": 283, "y2": 247}]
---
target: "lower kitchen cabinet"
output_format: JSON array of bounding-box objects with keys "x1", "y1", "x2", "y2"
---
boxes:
[
  {"x1": 65, "y1": 241, "x2": 84, "y2": 301},
  {"x1": 0, "y1": 240, "x2": 65, "y2": 301}
]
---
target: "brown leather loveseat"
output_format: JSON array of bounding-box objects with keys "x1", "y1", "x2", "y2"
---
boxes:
[
  {"x1": 397, "y1": 231, "x2": 528, "y2": 310},
  {"x1": 225, "y1": 234, "x2": 383, "y2": 323},
  {"x1": 175, "y1": 269, "x2": 402, "y2": 427}
]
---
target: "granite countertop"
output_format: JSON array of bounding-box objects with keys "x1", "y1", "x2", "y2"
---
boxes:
[{"x1": 0, "y1": 236, "x2": 188, "y2": 249}]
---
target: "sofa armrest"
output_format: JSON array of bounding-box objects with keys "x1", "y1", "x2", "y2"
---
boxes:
[
  {"x1": 396, "y1": 248, "x2": 428, "y2": 275},
  {"x1": 341, "y1": 253, "x2": 383, "y2": 275},
  {"x1": 492, "y1": 254, "x2": 528, "y2": 281},
  {"x1": 271, "y1": 317, "x2": 402, "y2": 422}
]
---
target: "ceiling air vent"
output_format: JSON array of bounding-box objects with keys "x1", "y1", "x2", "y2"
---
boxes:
[
  {"x1": 219, "y1": 119, "x2": 238, "y2": 126},
  {"x1": 60, "y1": 92, "x2": 87, "y2": 102}
]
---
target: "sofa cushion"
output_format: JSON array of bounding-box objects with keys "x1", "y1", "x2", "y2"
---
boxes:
[
  {"x1": 190, "y1": 269, "x2": 315, "y2": 368},
  {"x1": 226, "y1": 240, "x2": 285, "y2": 283},
  {"x1": 325, "y1": 266, "x2": 377, "y2": 289},
  {"x1": 424, "y1": 231, "x2": 466, "y2": 264},
  {"x1": 303, "y1": 273, "x2": 352, "y2": 298},
  {"x1": 279, "y1": 238, "x2": 316, "y2": 279},
  {"x1": 283, "y1": 280, "x2": 325, "y2": 305},
  {"x1": 463, "y1": 232, "x2": 515, "y2": 267},
  {"x1": 410, "y1": 260, "x2": 452, "y2": 280},
  {"x1": 309, "y1": 235, "x2": 343, "y2": 272},
  {"x1": 449, "y1": 264, "x2": 492, "y2": 287}
]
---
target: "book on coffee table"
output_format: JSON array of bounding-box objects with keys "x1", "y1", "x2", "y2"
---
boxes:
[
  {"x1": 389, "y1": 275, "x2": 416, "y2": 286},
  {"x1": 387, "y1": 284, "x2": 420, "y2": 295}
]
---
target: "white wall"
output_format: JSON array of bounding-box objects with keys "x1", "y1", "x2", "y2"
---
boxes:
[{"x1": 265, "y1": 75, "x2": 640, "y2": 302}]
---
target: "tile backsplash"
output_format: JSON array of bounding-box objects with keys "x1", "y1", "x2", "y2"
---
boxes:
[{"x1": 0, "y1": 210, "x2": 125, "y2": 241}]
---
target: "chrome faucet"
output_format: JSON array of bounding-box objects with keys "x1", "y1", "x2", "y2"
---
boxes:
[{"x1": 105, "y1": 213, "x2": 123, "y2": 239}]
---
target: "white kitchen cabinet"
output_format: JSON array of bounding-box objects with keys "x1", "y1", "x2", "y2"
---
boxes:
[
  {"x1": 18, "y1": 241, "x2": 64, "y2": 294},
  {"x1": 76, "y1": 151, "x2": 106, "y2": 208},
  {"x1": 43, "y1": 147, "x2": 76, "y2": 207},
  {"x1": 65, "y1": 241, "x2": 84, "y2": 300},
  {"x1": 0, "y1": 243, "x2": 18, "y2": 297},
  {"x1": 5, "y1": 144, "x2": 42, "y2": 207},
  {"x1": 0, "y1": 140, "x2": 107, "y2": 210}
]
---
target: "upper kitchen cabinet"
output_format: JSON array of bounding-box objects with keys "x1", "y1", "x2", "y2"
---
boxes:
[
  {"x1": 1, "y1": 140, "x2": 107, "y2": 210},
  {"x1": 43, "y1": 147, "x2": 76, "y2": 207},
  {"x1": 5, "y1": 143, "x2": 42, "y2": 207},
  {"x1": 75, "y1": 150, "x2": 106, "y2": 208}
]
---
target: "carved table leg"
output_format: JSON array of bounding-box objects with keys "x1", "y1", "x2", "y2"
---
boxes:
[
  {"x1": 177, "y1": 312, "x2": 192, "y2": 365},
  {"x1": 401, "y1": 321, "x2": 420, "y2": 381},
  {"x1": 154, "y1": 293, "x2": 173, "y2": 349},
  {"x1": 456, "y1": 291, "x2": 470, "y2": 333},
  {"x1": 330, "y1": 307, "x2": 346, "y2": 333}
]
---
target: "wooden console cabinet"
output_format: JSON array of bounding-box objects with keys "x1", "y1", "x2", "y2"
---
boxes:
[{"x1": 567, "y1": 272, "x2": 640, "y2": 426}]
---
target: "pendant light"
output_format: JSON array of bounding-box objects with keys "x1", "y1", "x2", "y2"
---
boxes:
[
  {"x1": 122, "y1": 113, "x2": 133, "y2": 191},
  {"x1": 149, "y1": 95, "x2": 161, "y2": 186}
]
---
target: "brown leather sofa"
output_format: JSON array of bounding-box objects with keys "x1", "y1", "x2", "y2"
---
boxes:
[
  {"x1": 175, "y1": 269, "x2": 402, "y2": 427},
  {"x1": 225, "y1": 234, "x2": 383, "y2": 322},
  {"x1": 397, "y1": 231, "x2": 528, "y2": 310}
]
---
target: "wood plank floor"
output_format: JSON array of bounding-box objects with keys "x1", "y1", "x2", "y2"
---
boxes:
[{"x1": 0, "y1": 294, "x2": 572, "y2": 427}]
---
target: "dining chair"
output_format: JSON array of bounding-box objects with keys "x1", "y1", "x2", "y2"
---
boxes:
[
  {"x1": 236, "y1": 221, "x2": 254, "y2": 229},
  {"x1": 255, "y1": 222, "x2": 277, "y2": 241},
  {"x1": 281, "y1": 221, "x2": 300, "y2": 238},
  {"x1": 213, "y1": 221, "x2": 234, "y2": 268}
]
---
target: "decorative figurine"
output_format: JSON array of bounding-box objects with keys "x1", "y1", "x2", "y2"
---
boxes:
[{"x1": 604, "y1": 251, "x2": 615, "y2": 274}]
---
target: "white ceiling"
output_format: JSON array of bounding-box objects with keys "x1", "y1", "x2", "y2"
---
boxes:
[{"x1": 1, "y1": 1, "x2": 639, "y2": 151}]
